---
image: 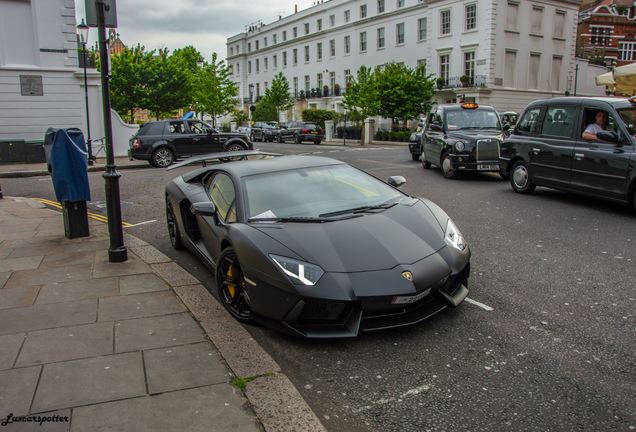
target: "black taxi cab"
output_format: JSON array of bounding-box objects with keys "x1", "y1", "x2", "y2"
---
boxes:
[
  {"x1": 421, "y1": 102, "x2": 510, "y2": 179},
  {"x1": 499, "y1": 96, "x2": 636, "y2": 210}
]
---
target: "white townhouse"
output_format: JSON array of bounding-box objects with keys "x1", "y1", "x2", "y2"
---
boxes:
[
  {"x1": 227, "y1": 0, "x2": 586, "y2": 119},
  {"x1": 0, "y1": 0, "x2": 103, "y2": 145}
]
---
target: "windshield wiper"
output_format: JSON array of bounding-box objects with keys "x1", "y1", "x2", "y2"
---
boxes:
[
  {"x1": 319, "y1": 202, "x2": 398, "y2": 218},
  {"x1": 248, "y1": 215, "x2": 361, "y2": 223}
]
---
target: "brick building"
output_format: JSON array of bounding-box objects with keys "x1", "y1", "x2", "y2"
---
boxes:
[{"x1": 577, "y1": 1, "x2": 636, "y2": 67}]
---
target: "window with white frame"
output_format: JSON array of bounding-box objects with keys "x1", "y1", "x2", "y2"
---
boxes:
[
  {"x1": 591, "y1": 26, "x2": 612, "y2": 45},
  {"x1": 345, "y1": 69, "x2": 352, "y2": 84},
  {"x1": 236, "y1": 63, "x2": 240, "y2": 74},
  {"x1": 551, "y1": 56, "x2": 562, "y2": 91},
  {"x1": 264, "y1": 37, "x2": 268, "y2": 47},
  {"x1": 439, "y1": 54, "x2": 450, "y2": 83},
  {"x1": 377, "y1": 27, "x2": 385, "y2": 49},
  {"x1": 345, "y1": 10, "x2": 350, "y2": 22},
  {"x1": 397, "y1": 0, "x2": 405, "y2": 7},
  {"x1": 530, "y1": 7, "x2": 543, "y2": 35},
  {"x1": 417, "y1": 59, "x2": 427, "y2": 74},
  {"x1": 377, "y1": 0, "x2": 385, "y2": 13},
  {"x1": 360, "y1": 4, "x2": 367, "y2": 19},
  {"x1": 440, "y1": 9, "x2": 451, "y2": 35},
  {"x1": 293, "y1": 77, "x2": 298, "y2": 96},
  {"x1": 360, "y1": 32, "x2": 367, "y2": 52},
  {"x1": 554, "y1": 11, "x2": 565, "y2": 38},
  {"x1": 264, "y1": 81, "x2": 268, "y2": 91},
  {"x1": 255, "y1": 58, "x2": 259, "y2": 73},
  {"x1": 330, "y1": 14, "x2": 335, "y2": 27},
  {"x1": 273, "y1": 55, "x2": 277, "y2": 69},
  {"x1": 304, "y1": 23, "x2": 310, "y2": 35},
  {"x1": 317, "y1": 18, "x2": 322, "y2": 31},
  {"x1": 293, "y1": 48, "x2": 298, "y2": 65},
  {"x1": 465, "y1": 3, "x2": 476, "y2": 31},
  {"x1": 264, "y1": 57, "x2": 268, "y2": 71},
  {"x1": 273, "y1": 34, "x2": 277, "y2": 44},
  {"x1": 396, "y1": 23, "x2": 405, "y2": 44},
  {"x1": 504, "y1": 50, "x2": 516, "y2": 87},
  {"x1": 317, "y1": 73, "x2": 323, "y2": 89},
  {"x1": 330, "y1": 39, "x2": 336, "y2": 56},
  {"x1": 283, "y1": 51, "x2": 287, "y2": 67},
  {"x1": 256, "y1": 83, "x2": 260, "y2": 97},
  {"x1": 255, "y1": 40, "x2": 259, "y2": 50},
  {"x1": 248, "y1": 42, "x2": 251, "y2": 52},
  {"x1": 248, "y1": 61, "x2": 252, "y2": 74},
  {"x1": 619, "y1": 41, "x2": 636, "y2": 61},
  {"x1": 330, "y1": 71, "x2": 336, "y2": 92},
  {"x1": 317, "y1": 42, "x2": 323, "y2": 60},
  {"x1": 418, "y1": 17, "x2": 427, "y2": 41},
  {"x1": 283, "y1": 30, "x2": 287, "y2": 41},
  {"x1": 305, "y1": 75, "x2": 311, "y2": 92},
  {"x1": 344, "y1": 35, "x2": 351, "y2": 54},
  {"x1": 529, "y1": 53, "x2": 540, "y2": 89},
  {"x1": 293, "y1": 27, "x2": 298, "y2": 38},
  {"x1": 506, "y1": 2, "x2": 518, "y2": 31},
  {"x1": 304, "y1": 45, "x2": 310, "y2": 62},
  {"x1": 230, "y1": 47, "x2": 234, "y2": 55},
  {"x1": 464, "y1": 51, "x2": 475, "y2": 83}
]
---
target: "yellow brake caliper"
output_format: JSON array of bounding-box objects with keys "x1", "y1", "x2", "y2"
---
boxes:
[{"x1": 226, "y1": 264, "x2": 236, "y2": 299}]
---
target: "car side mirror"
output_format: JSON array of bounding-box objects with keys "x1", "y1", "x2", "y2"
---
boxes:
[
  {"x1": 191, "y1": 201, "x2": 217, "y2": 216},
  {"x1": 503, "y1": 123, "x2": 511, "y2": 131},
  {"x1": 430, "y1": 123, "x2": 443, "y2": 132},
  {"x1": 387, "y1": 176, "x2": 406, "y2": 188},
  {"x1": 596, "y1": 130, "x2": 619, "y2": 143}
]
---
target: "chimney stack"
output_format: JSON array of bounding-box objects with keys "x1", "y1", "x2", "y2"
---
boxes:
[{"x1": 295, "y1": 3, "x2": 298, "y2": 13}]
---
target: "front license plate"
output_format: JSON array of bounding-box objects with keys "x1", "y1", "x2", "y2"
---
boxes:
[
  {"x1": 392, "y1": 288, "x2": 431, "y2": 304},
  {"x1": 477, "y1": 164, "x2": 498, "y2": 171}
]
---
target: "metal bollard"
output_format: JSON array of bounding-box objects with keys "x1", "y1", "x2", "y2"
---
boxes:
[{"x1": 0, "y1": 182, "x2": 3, "y2": 199}]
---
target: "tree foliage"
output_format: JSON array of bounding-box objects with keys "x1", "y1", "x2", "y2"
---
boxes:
[
  {"x1": 301, "y1": 109, "x2": 338, "y2": 128},
  {"x1": 252, "y1": 97, "x2": 279, "y2": 122},
  {"x1": 142, "y1": 48, "x2": 190, "y2": 120},
  {"x1": 109, "y1": 44, "x2": 150, "y2": 122},
  {"x1": 342, "y1": 66, "x2": 380, "y2": 123},
  {"x1": 192, "y1": 52, "x2": 237, "y2": 127},
  {"x1": 264, "y1": 72, "x2": 295, "y2": 114}
]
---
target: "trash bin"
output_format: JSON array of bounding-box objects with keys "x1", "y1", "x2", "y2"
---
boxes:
[{"x1": 45, "y1": 128, "x2": 91, "y2": 239}]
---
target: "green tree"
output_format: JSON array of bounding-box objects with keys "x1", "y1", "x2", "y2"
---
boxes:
[
  {"x1": 374, "y1": 62, "x2": 435, "y2": 126},
  {"x1": 343, "y1": 66, "x2": 380, "y2": 122},
  {"x1": 301, "y1": 109, "x2": 337, "y2": 128},
  {"x1": 263, "y1": 72, "x2": 294, "y2": 119},
  {"x1": 109, "y1": 44, "x2": 150, "y2": 122},
  {"x1": 231, "y1": 108, "x2": 250, "y2": 126},
  {"x1": 193, "y1": 52, "x2": 237, "y2": 127},
  {"x1": 252, "y1": 97, "x2": 278, "y2": 122},
  {"x1": 142, "y1": 48, "x2": 190, "y2": 120},
  {"x1": 171, "y1": 46, "x2": 204, "y2": 107}
]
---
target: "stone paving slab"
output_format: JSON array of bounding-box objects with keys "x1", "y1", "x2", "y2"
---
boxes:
[
  {"x1": 15, "y1": 322, "x2": 114, "y2": 367},
  {"x1": 0, "y1": 333, "x2": 25, "y2": 370},
  {"x1": 0, "y1": 271, "x2": 10, "y2": 288},
  {"x1": 144, "y1": 342, "x2": 228, "y2": 394},
  {"x1": 150, "y1": 262, "x2": 200, "y2": 287},
  {"x1": 130, "y1": 245, "x2": 171, "y2": 264},
  {"x1": 36, "y1": 277, "x2": 118, "y2": 304},
  {"x1": 0, "y1": 366, "x2": 41, "y2": 416},
  {"x1": 0, "y1": 231, "x2": 36, "y2": 241},
  {"x1": 70, "y1": 385, "x2": 260, "y2": 432},
  {"x1": 115, "y1": 313, "x2": 206, "y2": 352},
  {"x1": 0, "y1": 256, "x2": 43, "y2": 272},
  {"x1": 4, "y1": 264, "x2": 93, "y2": 289},
  {"x1": 39, "y1": 251, "x2": 95, "y2": 269},
  {"x1": 7, "y1": 244, "x2": 68, "y2": 259},
  {"x1": 98, "y1": 291, "x2": 186, "y2": 322},
  {"x1": 2, "y1": 409, "x2": 71, "y2": 432},
  {"x1": 0, "y1": 299, "x2": 97, "y2": 336},
  {"x1": 92, "y1": 256, "x2": 151, "y2": 279},
  {"x1": 31, "y1": 352, "x2": 145, "y2": 413},
  {"x1": 0, "y1": 285, "x2": 40, "y2": 309},
  {"x1": 119, "y1": 273, "x2": 169, "y2": 295}
]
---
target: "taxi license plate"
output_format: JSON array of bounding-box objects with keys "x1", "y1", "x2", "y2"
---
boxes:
[
  {"x1": 392, "y1": 288, "x2": 431, "y2": 304},
  {"x1": 477, "y1": 164, "x2": 497, "y2": 171}
]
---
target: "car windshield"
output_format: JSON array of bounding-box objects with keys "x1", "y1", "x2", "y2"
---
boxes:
[
  {"x1": 243, "y1": 164, "x2": 406, "y2": 220},
  {"x1": 445, "y1": 109, "x2": 501, "y2": 130},
  {"x1": 617, "y1": 108, "x2": 636, "y2": 136}
]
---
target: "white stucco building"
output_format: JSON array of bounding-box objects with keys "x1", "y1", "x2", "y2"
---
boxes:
[
  {"x1": 0, "y1": 0, "x2": 103, "y2": 146},
  {"x1": 227, "y1": 0, "x2": 592, "y2": 120}
]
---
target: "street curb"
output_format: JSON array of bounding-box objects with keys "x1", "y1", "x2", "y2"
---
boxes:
[
  {"x1": 132, "y1": 244, "x2": 327, "y2": 432},
  {"x1": 0, "y1": 162, "x2": 151, "y2": 178}
]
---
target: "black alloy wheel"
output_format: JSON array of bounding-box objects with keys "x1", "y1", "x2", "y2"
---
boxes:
[
  {"x1": 166, "y1": 201, "x2": 183, "y2": 249},
  {"x1": 152, "y1": 148, "x2": 174, "y2": 168},
  {"x1": 510, "y1": 160, "x2": 536, "y2": 194},
  {"x1": 226, "y1": 142, "x2": 246, "y2": 152},
  {"x1": 441, "y1": 153, "x2": 457, "y2": 179},
  {"x1": 216, "y1": 248, "x2": 253, "y2": 322}
]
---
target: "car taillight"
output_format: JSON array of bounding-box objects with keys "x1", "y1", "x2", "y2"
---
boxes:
[
  {"x1": 301, "y1": 128, "x2": 310, "y2": 134},
  {"x1": 132, "y1": 138, "x2": 141, "y2": 149}
]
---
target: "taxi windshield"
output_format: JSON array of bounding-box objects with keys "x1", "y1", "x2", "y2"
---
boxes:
[
  {"x1": 617, "y1": 108, "x2": 636, "y2": 136},
  {"x1": 445, "y1": 109, "x2": 501, "y2": 131}
]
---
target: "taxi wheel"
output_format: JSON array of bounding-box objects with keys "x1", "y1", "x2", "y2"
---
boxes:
[
  {"x1": 510, "y1": 160, "x2": 536, "y2": 194},
  {"x1": 441, "y1": 153, "x2": 457, "y2": 179},
  {"x1": 422, "y1": 151, "x2": 431, "y2": 169}
]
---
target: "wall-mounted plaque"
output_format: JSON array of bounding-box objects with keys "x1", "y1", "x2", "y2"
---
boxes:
[
  {"x1": 20, "y1": 75, "x2": 44, "y2": 96},
  {"x1": 476, "y1": 59, "x2": 487, "y2": 66}
]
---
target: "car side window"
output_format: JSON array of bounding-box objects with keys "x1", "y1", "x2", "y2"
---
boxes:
[
  {"x1": 208, "y1": 173, "x2": 236, "y2": 223},
  {"x1": 188, "y1": 121, "x2": 211, "y2": 135},
  {"x1": 516, "y1": 107, "x2": 542, "y2": 135},
  {"x1": 581, "y1": 108, "x2": 620, "y2": 142},
  {"x1": 169, "y1": 122, "x2": 186, "y2": 134},
  {"x1": 541, "y1": 106, "x2": 577, "y2": 138}
]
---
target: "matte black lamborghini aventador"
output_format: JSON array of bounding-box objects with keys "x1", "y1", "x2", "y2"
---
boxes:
[{"x1": 165, "y1": 150, "x2": 471, "y2": 338}]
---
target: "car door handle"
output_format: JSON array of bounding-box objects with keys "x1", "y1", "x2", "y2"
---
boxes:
[
  {"x1": 574, "y1": 153, "x2": 584, "y2": 160},
  {"x1": 193, "y1": 138, "x2": 200, "y2": 141},
  {"x1": 532, "y1": 148, "x2": 540, "y2": 154}
]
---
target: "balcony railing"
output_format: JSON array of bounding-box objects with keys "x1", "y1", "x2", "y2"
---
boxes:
[
  {"x1": 437, "y1": 75, "x2": 488, "y2": 90},
  {"x1": 295, "y1": 87, "x2": 345, "y2": 100}
]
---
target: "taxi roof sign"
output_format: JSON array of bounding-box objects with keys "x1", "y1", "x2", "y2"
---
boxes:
[{"x1": 461, "y1": 102, "x2": 479, "y2": 110}]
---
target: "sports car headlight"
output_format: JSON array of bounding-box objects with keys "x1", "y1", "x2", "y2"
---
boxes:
[
  {"x1": 454, "y1": 141, "x2": 465, "y2": 151},
  {"x1": 270, "y1": 255, "x2": 324, "y2": 286},
  {"x1": 444, "y1": 219, "x2": 467, "y2": 252}
]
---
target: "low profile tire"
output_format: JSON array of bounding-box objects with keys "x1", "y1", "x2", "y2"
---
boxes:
[
  {"x1": 152, "y1": 147, "x2": 174, "y2": 168},
  {"x1": 411, "y1": 153, "x2": 420, "y2": 161},
  {"x1": 166, "y1": 201, "x2": 183, "y2": 250},
  {"x1": 510, "y1": 160, "x2": 536, "y2": 194},
  {"x1": 226, "y1": 142, "x2": 246, "y2": 152},
  {"x1": 216, "y1": 248, "x2": 253, "y2": 323},
  {"x1": 441, "y1": 153, "x2": 457, "y2": 179},
  {"x1": 315, "y1": 140, "x2": 321, "y2": 145}
]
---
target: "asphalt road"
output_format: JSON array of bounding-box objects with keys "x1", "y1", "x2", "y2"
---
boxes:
[{"x1": 2, "y1": 142, "x2": 635, "y2": 432}]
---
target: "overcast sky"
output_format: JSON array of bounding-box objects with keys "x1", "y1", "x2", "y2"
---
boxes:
[{"x1": 75, "y1": 0, "x2": 316, "y2": 60}]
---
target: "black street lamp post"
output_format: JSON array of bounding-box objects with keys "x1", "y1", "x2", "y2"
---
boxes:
[
  {"x1": 77, "y1": 19, "x2": 95, "y2": 166},
  {"x1": 95, "y1": 0, "x2": 127, "y2": 263}
]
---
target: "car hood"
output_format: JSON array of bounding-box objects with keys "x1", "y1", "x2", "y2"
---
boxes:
[
  {"x1": 252, "y1": 201, "x2": 446, "y2": 272},
  {"x1": 446, "y1": 130, "x2": 502, "y2": 141}
]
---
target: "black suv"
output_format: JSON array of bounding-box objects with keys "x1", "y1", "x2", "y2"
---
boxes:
[
  {"x1": 500, "y1": 96, "x2": 636, "y2": 210},
  {"x1": 421, "y1": 103, "x2": 510, "y2": 179},
  {"x1": 277, "y1": 122, "x2": 324, "y2": 144},
  {"x1": 251, "y1": 122, "x2": 279, "y2": 142},
  {"x1": 129, "y1": 119, "x2": 253, "y2": 167}
]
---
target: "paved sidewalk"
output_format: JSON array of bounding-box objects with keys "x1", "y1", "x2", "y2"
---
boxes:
[
  {"x1": 0, "y1": 197, "x2": 261, "y2": 432},
  {"x1": 0, "y1": 157, "x2": 149, "y2": 178}
]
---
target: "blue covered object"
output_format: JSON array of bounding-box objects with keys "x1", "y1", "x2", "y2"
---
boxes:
[
  {"x1": 48, "y1": 128, "x2": 91, "y2": 202},
  {"x1": 182, "y1": 111, "x2": 195, "y2": 119}
]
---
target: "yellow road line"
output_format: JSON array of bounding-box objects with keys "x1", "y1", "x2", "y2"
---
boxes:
[{"x1": 35, "y1": 198, "x2": 133, "y2": 228}]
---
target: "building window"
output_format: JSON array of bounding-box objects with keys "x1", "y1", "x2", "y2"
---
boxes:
[
  {"x1": 273, "y1": 34, "x2": 277, "y2": 44},
  {"x1": 528, "y1": 53, "x2": 540, "y2": 89},
  {"x1": 264, "y1": 37, "x2": 268, "y2": 47},
  {"x1": 256, "y1": 83, "x2": 260, "y2": 98},
  {"x1": 317, "y1": 18, "x2": 322, "y2": 31},
  {"x1": 417, "y1": 59, "x2": 427, "y2": 73},
  {"x1": 293, "y1": 48, "x2": 298, "y2": 65},
  {"x1": 283, "y1": 51, "x2": 287, "y2": 67},
  {"x1": 464, "y1": 51, "x2": 475, "y2": 83},
  {"x1": 255, "y1": 58, "x2": 259, "y2": 73},
  {"x1": 264, "y1": 81, "x2": 268, "y2": 91},
  {"x1": 345, "y1": 69, "x2": 352, "y2": 85},
  {"x1": 619, "y1": 41, "x2": 636, "y2": 61},
  {"x1": 330, "y1": 71, "x2": 336, "y2": 92},
  {"x1": 504, "y1": 50, "x2": 516, "y2": 87},
  {"x1": 345, "y1": 35, "x2": 351, "y2": 54},
  {"x1": 264, "y1": 57, "x2": 268, "y2": 71},
  {"x1": 255, "y1": 40, "x2": 259, "y2": 50},
  {"x1": 293, "y1": 77, "x2": 298, "y2": 96},
  {"x1": 551, "y1": 56, "x2": 562, "y2": 91},
  {"x1": 530, "y1": 7, "x2": 543, "y2": 35},
  {"x1": 439, "y1": 54, "x2": 450, "y2": 83},
  {"x1": 396, "y1": 23, "x2": 405, "y2": 45},
  {"x1": 465, "y1": 3, "x2": 476, "y2": 31},
  {"x1": 344, "y1": 10, "x2": 351, "y2": 23},
  {"x1": 330, "y1": 39, "x2": 336, "y2": 57},
  {"x1": 248, "y1": 42, "x2": 251, "y2": 52},
  {"x1": 236, "y1": 63, "x2": 240, "y2": 74},
  {"x1": 248, "y1": 61, "x2": 252, "y2": 74},
  {"x1": 360, "y1": 31, "x2": 367, "y2": 52},
  {"x1": 330, "y1": 14, "x2": 335, "y2": 27},
  {"x1": 418, "y1": 18, "x2": 427, "y2": 41},
  {"x1": 377, "y1": 0, "x2": 385, "y2": 14},
  {"x1": 397, "y1": 0, "x2": 405, "y2": 8},
  {"x1": 360, "y1": 4, "x2": 367, "y2": 18},
  {"x1": 283, "y1": 30, "x2": 287, "y2": 41},
  {"x1": 317, "y1": 73, "x2": 323, "y2": 89},
  {"x1": 554, "y1": 11, "x2": 565, "y2": 38},
  {"x1": 305, "y1": 75, "x2": 311, "y2": 92},
  {"x1": 273, "y1": 55, "x2": 277, "y2": 68},
  {"x1": 440, "y1": 9, "x2": 451, "y2": 35},
  {"x1": 304, "y1": 23, "x2": 310, "y2": 35},
  {"x1": 506, "y1": 2, "x2": 518, "y2": 31},
  {"x1": 293, "y1": 27, "x2": 298, "y2": 38},
  {"x1": 230, "y1": 47, "x2": 234, "y2": 55},
  {"x1": 304, "y1": 45, "x2": 310, "y2": 62},
  {"x1": 591, "y1": 26, "x2": 612, "y2": 46},
  {"x1": 377, "y1": 27, "x2": 385, "y2": 49},
  {"x1": 317, "y1": 42, "x2": 323, "y2": 60}
]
